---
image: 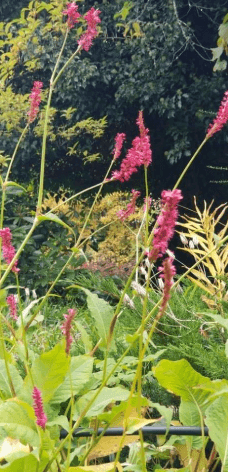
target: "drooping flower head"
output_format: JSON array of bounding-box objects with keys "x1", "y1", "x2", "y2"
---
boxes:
[
  {"x1": 0, "y1": 228, "x2": 19, "y2": 273},
  {"x1": 6, "y1": 294, "x2": 17, "y2": 320},
  {"x1": 113, "y1": 133, "x2": 126, "y2": 160},
  {"x1": 78, "y1": 7, "x2": 101, "y2": 52},
  {"x1": 32, "y1": 386, "x2": 47, "y2": 430},
  {"x1": 157, "y1": 253, "x2": 176, "y2": 319},
  {"x1": 206, "y1": 91, "x2": 228, "y2": 138},
  {"x1": 112, "y1": 111, "x2": 152, "y2": 182},
  {"x1": 28, "y1": 81, "x2": 43, "y2": 123},
  {"x1": 117, "y1": 189, "x2": 141, "y2": 222},
  {"x1": 62, "y1": 2, "x2": 81, "y2": 29},
  {"x1": 61, "y1": 308, "x2": 76, "y2": 355},
  {"x1": 147, "y1": 189, "x2": 183, "y2": 262}
]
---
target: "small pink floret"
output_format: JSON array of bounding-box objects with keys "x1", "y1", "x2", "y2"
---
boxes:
[
  {"x1": 112, "y1": 111, "x2": 152, "y2": 182},
  {"x1": 78, "y1": 7, "x2": 101, "y2": 51},
  {"x1": 62, "y1": 2, "x2": 81, "y2": 29},
  {"x1": 0, "y1": 227, "x2": 19, "y2": 273},
  {"x1": 113, "y1": 133, "x2": 126, "y2": 160},
  {"x1": 206, "y1": 91, "x2": 228, "y2": 138},
  {"x1": 117, "y1": 189, "x2": 141, "y2": 222},
  {"x1": 147, "y1": 189, "x2": 183, "y2": 262},
  {"x1": 6, "y1": 295, "x2": 18, "y2": 320},
  {"x1": 61, "y1": 308, "x2": 76, "y2": 354},
  {"x1": 28, "y1": 81, "x2": 43, "y2": 123},
  {"x1": 157, "y1": 254, "x2": 176, "y2": 318},
  {"x1": 32, "y1": 386, "x2": 47, "y2": 430}
]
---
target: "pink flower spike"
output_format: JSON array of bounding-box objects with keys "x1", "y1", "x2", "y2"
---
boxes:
[
  {"x1": 206, "y1": 91, "x2": 228, "y2": 138},
  {"x1": 6, "y1": 295, "x2": 18, "y2": 320},
  {"x1": 78, "y1": 7, "x2": 101, "y2": 52},
  {"x1": 0, "y1": 227, "x2": 19, "y2": 273},
  {"x1": 28, "y1": 81, "x2": 43, "y2": 123},
  {"x1": 62, "y1": 2, "x2": 81, "y2": 29},
  {"x1": 117, "y1": 189, "x2": 141, "y2": 222},
  {"x1": 147, "y1": 189, "x2": 183, "y2": 262},
  {"x1": 113, "y1": 133, "x2": 126, "y2": 160},
  {"x1": 157, "y1": 254, "x2": 176, "y2": 319},
  {"x1": 32, "y1": 386, "x2": 47, "y2": 430},
  {"x1": 61, "y1": 308, "x2": 76, "y2": 355},
  {"x1": 112, "y1": 111, "x2": 152, "y2": 182}
]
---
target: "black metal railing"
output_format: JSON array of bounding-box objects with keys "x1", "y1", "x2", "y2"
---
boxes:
[{"x1": 60, "y1": 426, "x2": 209, "y2": 439}]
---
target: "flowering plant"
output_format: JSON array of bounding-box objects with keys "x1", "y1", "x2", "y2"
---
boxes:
[{"x1": 0, "y1": 2, "x2": 228, "y2": 471}]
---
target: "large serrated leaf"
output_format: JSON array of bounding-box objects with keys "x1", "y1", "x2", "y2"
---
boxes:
[{"x1": 50, "y1": 355, "x2": 94, "y2": 404}]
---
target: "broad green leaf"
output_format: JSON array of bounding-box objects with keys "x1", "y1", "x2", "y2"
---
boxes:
[
  {"x1": 50, "y1": 355, "x2": 94, "y2": 404},
  {"x1": 153, "y1": 359, "x2": 215, "y2": 419},
  {"x1": 4, "y1": 181, "x2": 26, "y2": 192},
  {"x1": 205, "y1": 396, "x2": 228, "y2": 471},
  {"x1": 0, "y1": 399, "x2": 39, "y2": 446},
  {"x1": 0, "y1": 452, "x2": 38, "y2": 471},
  {"x1": 47, "y1": 415, "x2": 69, "y2": 432},
  {"x1": 22, "y1": 343, "x2": 70, "y2": 403},
  {"x1": 206, "y1": 313, "x2": 228, "y2": 331},
  {"x1": 0, "y1": 360, "x2": 23, "y2": 399},
  {"x1": 75, "y1": 320, "x2": 93, "y2": 352},
  {"x1": 68, "y1": 462, "x2": 123, "y2": 472},
  {"x1": 77, "y1": 288, "x2": 114, "y2": 347},
  {"x1": 74, "y1": 386, "x2": 130, "y2": 418},
  {"x1": 150, "y1": 403, "x2": 172, "y2": 432},
  {"x1": 179, "y1": 401, "x2": 205, "y2": 450},
  {"x1": 38, "y1": 213, "x2": 74, "y2": 233}
]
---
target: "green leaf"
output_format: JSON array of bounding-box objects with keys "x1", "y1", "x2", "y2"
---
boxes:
[
  {"x1": 153, "y1": 359, "x2": 215, "y2": 421},
  {"x1": 22, "y1": 343, "x2": 70, "y2": 404},
  {"x1": 4, "y1": 181, "x2": 26, "y2": 192},
  {"x1": 50, "y1": 355, "x2": 94, "y2": 404},
  {"x1": 0, "y1": 360, "x2": 23, "y2": 399},
  {"x1": 205, "y1": 396, "x2": 228, "y2": 471},
  {"x1": 74, "y1": 386, "x2": 130, "y2": 418},
  {"x1": 75, "y1": 288, "x2": 114, "y2": 347},
  {"x1": 179, "y1": 401, "x2": 205, "y2": 449},
  {"x1": 211, "y1": 46, "x2": 224, "y2": 61},
  {"x1": 37, "y1": 212, "x2": 74, "y2": 233},
  {"x1": 0, "y1": 452, "x2": 38, "y2": 471},
  {"x1": 0, "y1": 399, "x2": 39, "y2": 446},
  {"x1": 75, "y1": 321, "x2": 93, "y2": 353}
]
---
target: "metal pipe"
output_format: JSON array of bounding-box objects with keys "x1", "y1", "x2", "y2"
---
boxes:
[{"x1": 59, "y1": 425, "x2": 209, "y2": 439}]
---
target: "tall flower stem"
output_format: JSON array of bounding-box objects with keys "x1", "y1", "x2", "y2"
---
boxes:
[
  {"x1": 75, "y1": 158, "x2": 116, "y2": 250},
  {"x1": 173, "y1": 137, "x2": 208, "y2": 190}
]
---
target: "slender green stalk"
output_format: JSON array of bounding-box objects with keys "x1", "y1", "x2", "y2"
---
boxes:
[
  {"x1": 75, "y1": 157, "x2": 116, "y2": 249},
  {"x1": 52, "y1": 45, "x2": 82, "y2": 89},
  {"x1": 45, "y1": 180, "x2": 110, "y2": 216},
  {"x1": 173, "y1": 137, "x2": 208, "y2": 189}
]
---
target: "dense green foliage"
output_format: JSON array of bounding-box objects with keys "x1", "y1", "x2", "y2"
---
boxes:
[{"x1": 0, "y1": 0, "x2": 227, "y2": 205}]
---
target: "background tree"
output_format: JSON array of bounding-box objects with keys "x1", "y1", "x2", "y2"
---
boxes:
[{"x1": 0, "y1": 0, "x2": 227, "y2": 206}]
